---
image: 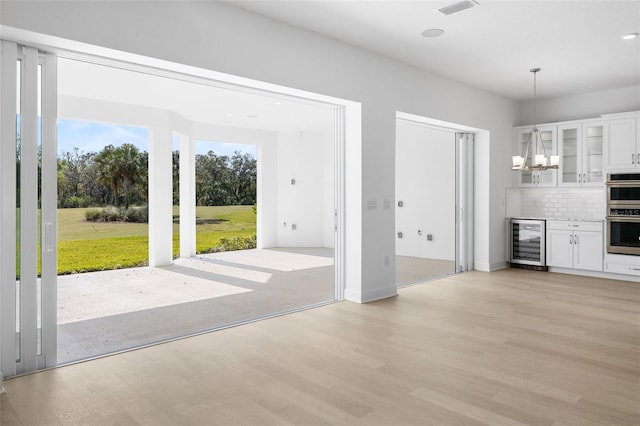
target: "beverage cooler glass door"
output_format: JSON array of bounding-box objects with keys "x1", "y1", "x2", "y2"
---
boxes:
[{"x1": 510, "y1": 220, "x2": 546, "y2": 266}]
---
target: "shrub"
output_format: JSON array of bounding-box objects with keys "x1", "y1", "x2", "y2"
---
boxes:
[
  {"x1": 85, "y1": 206, "x2": 125, "y2": 222},
  {"x1": 61, "y1": 195, "x2": 92, "y2": 208},
  {"x1": 84, "y1": 208, "x2": 105, "y2": 222},
  {"x1": 205, "y1": 234, "x2": 257, "y2": 253},
  {"x1": 123, "y1": 205, "x2": 148, "y2": 223}
]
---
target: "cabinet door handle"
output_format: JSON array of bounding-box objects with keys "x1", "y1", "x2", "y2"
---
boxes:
[
  {"x1": 574, "y1": 235, "x2": 578, "y2": 245},
  {"x1": 569, "y1": 235, "x2": 573, "y2": 244},
  {"x1": 578, "y1": 174, "x2": 582, "y2": 183},
  {"x1": 633, "y1": 153, "x2": 636, "y2": 165}
]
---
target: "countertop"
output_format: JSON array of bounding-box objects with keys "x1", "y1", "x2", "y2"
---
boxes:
[{"x1": 510, "y1": 217, "x2": 604, "y2": 222}]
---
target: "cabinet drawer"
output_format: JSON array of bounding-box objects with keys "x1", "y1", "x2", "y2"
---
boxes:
[
  {"x1": 605, "y1": 262, "x2": 640, "y2": 277},
  {"x1": 546, "y1": 221, "x2": 602, "y2": 232}
]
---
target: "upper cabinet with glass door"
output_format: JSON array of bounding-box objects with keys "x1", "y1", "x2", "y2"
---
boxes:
[
  {"x1": 558, "y1": 121, "x2": 604, "y2": 187},
  {"x1": 514, "y1": 124, "x2": 557, "y2": 188}
]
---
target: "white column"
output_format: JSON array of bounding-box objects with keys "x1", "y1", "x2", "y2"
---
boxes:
[
  {"x1": 148, "y1": 122, "x2": 174, "y2": 266},
  {"x1": 179, "y1": 133, "x2": 196, "y2": 258}
]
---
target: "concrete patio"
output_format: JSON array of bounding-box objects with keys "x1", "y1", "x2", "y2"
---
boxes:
[{"x1": 57, "y1": 248, "x2": 335, "y2": 364}]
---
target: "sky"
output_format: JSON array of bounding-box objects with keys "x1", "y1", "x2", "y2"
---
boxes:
[{"x1": 57, "y1": 119, "x2": 256, "y2": 158}]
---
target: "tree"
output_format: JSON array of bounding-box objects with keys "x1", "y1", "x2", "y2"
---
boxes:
[{"x1": 94, "y1": 143, "x2": 143, "y2": 208}]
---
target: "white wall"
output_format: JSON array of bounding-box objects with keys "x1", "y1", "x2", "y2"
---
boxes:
[
  {"x1": 0, "y1": 0, "x2": 519, "y2": 301},
  {"x1": 518, "y1": 85, "x2": 640, "y2": 125},
  {"x1": 395, "y1": 121, "x2": 455, "y2": 261},
  {"x1": 275, "y1": 130, "x2": 334, "y2": 248}
]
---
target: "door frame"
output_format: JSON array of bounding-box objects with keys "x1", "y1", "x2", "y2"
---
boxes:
[
  {"x1": 1, "y1": 31, "x2": 357, "y2": 376},
  {"x1": 396, "y1": 111, "x2": 478, "y2": 280}
]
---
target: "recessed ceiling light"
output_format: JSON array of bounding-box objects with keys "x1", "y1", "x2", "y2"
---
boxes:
[
  {"x1": 275, "y1": 101, "x2": 283, "y2": 105},
  {"x1": 226, "y1": 113, "x2": 233, "y2": 117},
  {"x1": 622, "y1": 32, "x2": 639, "y2": 40},
  {"x1": 439, "y1": 0, "x2": 479, "y2": 16},
  {"x1": 301, "y1": 124, "x2": 307, "y2": 128},
  {"x1": 422, "y1": 29, "x2": 445, "y2": 38}
]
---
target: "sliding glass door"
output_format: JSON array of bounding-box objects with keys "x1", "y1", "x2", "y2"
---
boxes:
[
  {"x1": 1, "y1": 41, "x2": 57, "y2": 377},
  {"x1": 395, "y1": 119, "x2": 474, "y2": 286}
]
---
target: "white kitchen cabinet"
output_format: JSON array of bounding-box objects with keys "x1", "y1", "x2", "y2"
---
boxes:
[
  {"x1": 558, "y1": 121, "x2": 604, "y2": 187},
  {"x1": 546, "y1": 221, "x2": 603, "y2": 272},
  {"x1": 514, "y1": 125, "x2": 557, "y2": 187},
  {"x1": 604, "y1": 118, "x2": 639, "y2": 171},
  {"x1": 605, "y1": 254, "x2": 640, "y2": 277}
]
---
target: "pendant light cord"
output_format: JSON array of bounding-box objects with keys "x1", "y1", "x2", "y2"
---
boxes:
[{"x1": 533, "y1": 70, "x2": 537, "y2": 128}]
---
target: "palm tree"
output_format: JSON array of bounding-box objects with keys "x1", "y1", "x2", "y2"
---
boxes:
[
  {"x1": 95, "y1": 145, "x2": 123, "y2": 207},
  {"x1": 94, "y1": 144, "x2": 143, "y2": 209},
  {"x1": 117, "y1": 143, "x2": 142, "y2": 209}
]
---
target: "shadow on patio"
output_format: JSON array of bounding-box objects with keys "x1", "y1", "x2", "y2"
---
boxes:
[{"x1": 57, "y1": 248, "x2": 335, "y2": 365}]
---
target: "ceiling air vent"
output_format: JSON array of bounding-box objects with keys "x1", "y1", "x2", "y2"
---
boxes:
[{"x1": 438, "y1": 0, "x2": 479, "y2": 16}]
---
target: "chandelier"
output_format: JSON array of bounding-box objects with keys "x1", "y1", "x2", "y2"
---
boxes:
[{"x1": 512, "y1": 68, "x2": 559, "y2": 171}]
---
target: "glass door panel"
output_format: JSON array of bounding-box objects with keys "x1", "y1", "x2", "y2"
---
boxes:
[
  {"x1": 561, "y1": 126, "x2": 579, "y2": 184},
  {"x1": 510, "y1": 220, "x2": 544, "y2": 265},
  {"x1": 519, "y1": 131, "x2": 534, "y2": 185},
  {"x1": 396, "y1": 120, "x2": 457, "y2": 285},
  {"x1": 583, "y1": 123, "x2": 604, "y2": 184},
  {"x1": 1, "y1": 42, "x2": 57, "y2": 377}
]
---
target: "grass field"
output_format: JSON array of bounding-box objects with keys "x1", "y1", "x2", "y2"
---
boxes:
[{"x1": 57, "y1": 205, "x2": 256, "y2": 274}]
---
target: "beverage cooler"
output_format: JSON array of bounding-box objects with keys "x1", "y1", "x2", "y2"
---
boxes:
[{"x1": 510, "y1": 218, "x2": 546, "y2": 267}]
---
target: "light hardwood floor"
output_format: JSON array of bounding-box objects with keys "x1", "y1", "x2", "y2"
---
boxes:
[{"x1": 1, "y1": 269, "x2": 639, "y2": 425}]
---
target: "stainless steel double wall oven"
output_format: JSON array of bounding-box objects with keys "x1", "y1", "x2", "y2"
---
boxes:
[{"x1": 607, "y1": 173, "x2": 640, "y2": 255}]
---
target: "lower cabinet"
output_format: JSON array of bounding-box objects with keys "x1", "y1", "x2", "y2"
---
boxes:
[{"x1": 546, "y1": 221, "x2": 603, "y2": 272}]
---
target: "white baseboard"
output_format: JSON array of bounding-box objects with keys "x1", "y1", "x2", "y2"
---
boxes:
[
  {"x1": 548, "y1": 267, "x2": 640, "y2": 282},
  {"x1": 345, "y1": 285, "x2": 398, "y2": 304},
  {"x1": 475, "y1": 261, "x2": 507, "y2": 272}
]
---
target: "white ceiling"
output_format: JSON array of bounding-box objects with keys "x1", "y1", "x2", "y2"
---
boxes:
[
  {"x1": 58, "y1": 58, "x2": 335, "y2": 132},
  {"x1": 229, "y1": 0, "x2": 640, "y2": 101}
]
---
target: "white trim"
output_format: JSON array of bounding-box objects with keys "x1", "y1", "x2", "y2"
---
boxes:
[
  {"x1": 0, "y1": 40, "x2": 18, "y2": 378},
  {"x1": 548, "y1": 267, "x2": 640, "y2": 283},
  {"x1": 0, "y1": 26, "x2": 344, "y2": 110},
  {"x1": 396, "y1": 111, "x2": 482, "y2": 133},
  {"x1": 475, "y1": 261, "x2": 508, "y2": 272},
  {"x1": 599, "y1": 111, "x2": 640, "y2": 119},
  {"x1": 41, "y1": 51, "x2": 57, "y2": 368},
  {"x1": 334, "y1": 107, "x2": 346, "y2": 301},
  {"x1": 345, "y1": 286, "x2": 398, "y2": 304}
]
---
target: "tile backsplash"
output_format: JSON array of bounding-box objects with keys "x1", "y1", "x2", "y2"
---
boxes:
[{"x1": 506, "y1": 187, "x2": 605, "y2": 221}]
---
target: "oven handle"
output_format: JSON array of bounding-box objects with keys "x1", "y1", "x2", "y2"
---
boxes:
[
  {"x1": 606, "y1": 216, "x2": 640, "y2": 223},
  {"x1": 606, "y1": 181, "x2": 640, "y2": 187}
]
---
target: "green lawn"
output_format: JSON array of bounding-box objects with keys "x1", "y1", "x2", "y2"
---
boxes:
[{"x1": 57, "y1": 206, "x2": 256, "y2": 274}]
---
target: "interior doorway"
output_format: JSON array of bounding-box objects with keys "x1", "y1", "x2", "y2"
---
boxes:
[{"x1": 395, "y1": 116, "x2": 474, "y2": 286}]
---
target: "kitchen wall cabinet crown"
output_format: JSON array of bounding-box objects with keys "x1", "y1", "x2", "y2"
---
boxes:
[
  {"x1": 546, "y1": 221, "x2": 603, "y2": 272},
  {"x1": 558, "y1": 121, "x2": 604, "y2": 187},
  {"x1": 604, "y1": 117, "x2": 640, "y2": 172},
  {"x1": 514, "y1": 125, "x2": 557, "y2": 187}
]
